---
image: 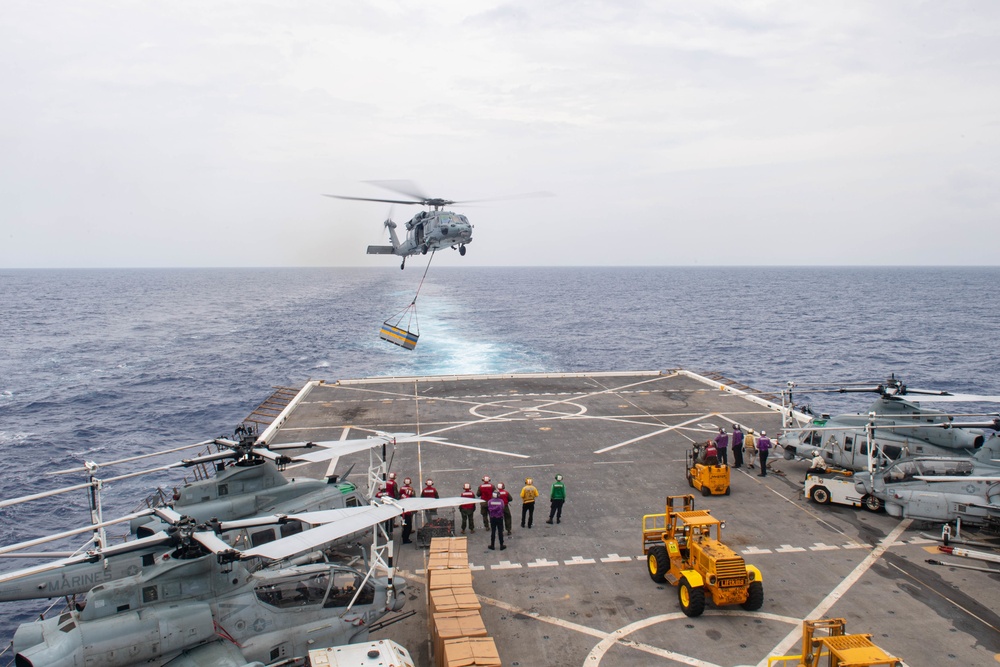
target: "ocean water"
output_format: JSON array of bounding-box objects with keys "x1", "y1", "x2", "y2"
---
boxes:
[{"x1": 2, "y1": 266, "x2": 1000, "y2": 642}]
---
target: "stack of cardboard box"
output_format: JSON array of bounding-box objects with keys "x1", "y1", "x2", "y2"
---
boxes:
[{"x1": 427, "y1": 537, "x2": 502, "y2": 667}]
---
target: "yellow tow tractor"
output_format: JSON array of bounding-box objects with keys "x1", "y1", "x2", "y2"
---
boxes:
[
  {"x1": 769, "y1": 618, "x2": 903, "y2": 667},
  {"x1": 642, "y1": 494, "x2": 762, "y2": 617},
  {"x1": 686, "y1": 443, "x2": 731, "y2": 496}
]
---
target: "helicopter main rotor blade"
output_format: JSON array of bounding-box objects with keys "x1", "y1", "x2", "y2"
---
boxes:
[
  {"x1": 364, "y1": 180, "x2": 429, "y2": 201},
  {"x1": 242, "y1": 496, "x2": 482, "y2": 561},
  {"x1": 323, "y1": 194, "x2": 423, "y2": 206},
  {"x1": 47, "y1": 440, "x2": 219, "y2": 476}
]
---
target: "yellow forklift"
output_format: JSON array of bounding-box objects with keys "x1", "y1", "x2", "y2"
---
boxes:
[
  {"x1": 769, "y1": 618, "x2": 903, "y2": 667},
  {"x1": 686, "y1": 442, "x2": 731, "y2": 496},
  {"x1": 642, "y1": 495, "x2": 762, "y2": 616}
]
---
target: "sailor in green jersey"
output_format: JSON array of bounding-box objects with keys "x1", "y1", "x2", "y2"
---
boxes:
[{"x1": 546, "y1": 474, "x2": 566, "y2": 524}]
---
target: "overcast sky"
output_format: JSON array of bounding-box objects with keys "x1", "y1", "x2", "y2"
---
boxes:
[{"x1": 2, "y1": 1, "x2": 999, "y2": 268}]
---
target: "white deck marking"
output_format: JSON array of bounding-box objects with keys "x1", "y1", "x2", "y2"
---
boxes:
[
  {"x1": 592, "y1": 460, "x2": 634, "y2": 465},
  {"x1": 599, "y1": 554, "x2": 632, "y2": 563},
  {"x1": 594, "y1": 414, "x2": 711, "y2": 454},
  {"x1": 774, "y1": 544, "x2": 806, "y2": 553},
  {"x1": 760, "y1": 519, "x2": 913, "y2": 666},
  {"x1": 513, "y1": 463, "x2": 555, "y2": 469},
  {"x1": 565, "y1": 556, "x2": 596, "y2": 565},
  {"x1": 584, "y1": 610, "x2": 800, "y2": 666},
  {"x1": 492, "y1": 560, "x2": 522, "y2": 570},
  {"x1": 808, "y1": 542, "x2": 839, "y2": 551},
  {"x1": 742, "y1": 546, "x2": 772, "y2": 555},
  {"x1": 527, "y1": 558, "x2": 559, "y2": 568}
]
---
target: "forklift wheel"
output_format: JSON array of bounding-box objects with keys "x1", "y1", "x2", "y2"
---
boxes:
[
  {"x1": 647, "y1": 546, "x2": 669, "y2": 583},
  {"x1": 679, "y1": 578, "x2": 706, "y2": 617},
  {"x1": 701, "y1": 486, "x2": 711, "y2": 497}
]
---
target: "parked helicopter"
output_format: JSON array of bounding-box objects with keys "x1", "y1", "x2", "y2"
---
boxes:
[
  {"x1": 325, "y1": 180, "x2": 550, "y2": 269},
  {"x1": 778, "y1": 375, "x2": 1000, "y2": 472},
  {"x1": 33, "y1": 424, "x2": 453, "y2": 539},
  {"x1": 6, "y1": 496, "x2": 478, "y2": 666},
  {"x1": 851, "y1": 436, "x2": 1000, "y2": 526}
]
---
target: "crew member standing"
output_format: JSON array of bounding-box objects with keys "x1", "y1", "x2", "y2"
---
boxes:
[
  {"x1": 385, "y1": 472, "x2": 401, "y2": 499},
  {"x1": 715, "y1": 428, "x2": 730, "y2": 467},
  {"x1": 756, "y1": 431, "x2": 772, "y2": 477},
  {"x1": 520, "y1": 477, "x2": 539, "y2": 528},
  {"x1": 497, "y1": 482, "x2": 514, "y2": 537},
  {"x1": 399, "y1": 477, "x2": 416, "y2": 544},
  {"x1": 477, "y1": 476, "x2": 494, "y2": 530},
  {"x1": 546, "y1": 474, "x2": 566, "y2": 524},
  {"x1": 745, "y1": 430, "x2": 758, "y2": 469},
  {"x1": 731, "y1": 424, "x2": 745, "y2": 469},
  {"x1": 374, "y1": 483, "x2": 392, "y2": 533},
  {"x1": 703, "y1": 439, "x2": 719, "y2": 466},
  {"x1": 384, "y1": 472, "x2": 400, "y2": 530},
  {"x1": 459, "y1": 483, "x2": 477, "y2": 534},
  {"x1": 487, "y1": 490, "x2": 507, "y2": 551}
]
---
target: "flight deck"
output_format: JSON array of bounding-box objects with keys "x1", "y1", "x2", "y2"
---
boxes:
[{"x1": 262, "y1": 370, "x2": 1000, "y2": 667}]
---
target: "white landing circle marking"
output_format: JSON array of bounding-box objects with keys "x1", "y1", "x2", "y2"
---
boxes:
[
  {"x1": 469, "y1": 398, "x2": 587, "y2": 421},
  {"x1": 584, "y1": 611, "x2": 801, "y2": 666}
]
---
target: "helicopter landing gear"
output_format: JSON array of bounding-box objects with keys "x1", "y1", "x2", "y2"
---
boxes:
[
  {"x1": 421, "y1": 245, "x2": 428, "y2": 255},
  {"x1": 400, "y1": 258, "x2": 406, "y2": 270},
  {"x1": 459, "y1": 245, "x2": 466, "y2": 256}
]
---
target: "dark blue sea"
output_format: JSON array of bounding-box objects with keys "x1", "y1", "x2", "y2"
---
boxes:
[{"x1": 2, "y1": 266, "x2": 1000, "y2": 643}]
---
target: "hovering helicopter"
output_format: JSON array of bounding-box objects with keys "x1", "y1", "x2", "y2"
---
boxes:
[
  {"x1": 851, "y1": 436, "x2": 1000, "y2": 526},
  {"x1": 325, "y1": 180, "x2": 550, "y2": 269},
  {"x1": 5, "y1": 496, "x2": 477, "y2": 666},
  {"x1": 778, "y1": 375, "x2": 1000, "y2": 472}
]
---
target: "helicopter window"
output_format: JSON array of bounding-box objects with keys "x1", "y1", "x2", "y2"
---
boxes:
[
  {"x1": 843, "y1": 436, "x2": 852, "y2": 451},
  {"x1": 256, "y1": 574, "x2": 329, "y2": 608},
  {"x1": 806, "y1": 431, "x2": 822, "y2": 446},
  {"x1": 251, "y1": 528, "x2": 277, "y2": 547},
  {"x1": 280, "y1": 522, "x2": 303, "y2": 538},
  {"x1": 881, "y1": 445, "x2": 903, "y2": 460},
  {"x1": 58, "y1": 620, "x2": 76, "y2": 633},
  {"x1": 218, "y1": 483, "x2": 229, "y2": 496},
  {"x1": 859, "y1": 441, "x2": 868, "y2": 455},
  {"x1": 142, "y1": 586, "x2": 159, "y2": 603},
  {"x1": 346, "y1": 495, "x2": 360, "y2": 508},
  {"x1": 325, "y1": 570, "x2": 374, "y2": 608}
]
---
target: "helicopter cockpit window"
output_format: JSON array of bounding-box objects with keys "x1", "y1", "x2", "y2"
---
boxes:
[
  {"x1": 806, "y1": 431, "x2": 822, "y2": 446},
  {"x1": 255, "y1": 573, "x2": 330, "y2": 609},
  {"x1": 884, "y1": 461, "x2": 918, "y2": 483},
  {"x1": 325, "y1": 570, "x2": 374, "y2": 608}
]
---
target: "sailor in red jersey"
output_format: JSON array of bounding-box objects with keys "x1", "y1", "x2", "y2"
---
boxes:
[
  {"x1": 399, "y1": 477, "x2": 416, "y2": 544},
  {"x1": 459, "y1": 483, "x2": 477, "y2": 534},
  {"x1": 477, "y1": 476, "x2": 495, "y2": 530}
]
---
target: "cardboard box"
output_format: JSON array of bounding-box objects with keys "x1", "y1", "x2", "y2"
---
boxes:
[
  {"x1": 431, "y1": 551, "x2": 469, "y2": 569},
  {"x1": 428, "y1": 586, "x2": 481, "y2": 616},
  {"x1": 431, "y1": 610, "x2": 488, "y2": 666},
  {"x1": 430, "y1": 536, "x2": 468, "y2": 554},
  {"x1": 429, "y1": 567, "x2": 474, "y2": 591},
  {"x1": 441, "y1": 636, "x2": 501, "y2": 667}
]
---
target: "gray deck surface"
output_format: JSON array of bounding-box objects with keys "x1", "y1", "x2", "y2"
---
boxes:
[{"x1": 267, "y1": 371, "x2": 1000, "y2": 667}]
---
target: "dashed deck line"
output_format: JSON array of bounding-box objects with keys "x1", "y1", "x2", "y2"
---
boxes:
[{"x1": 413, "y1": 536, "x2": 932, "y2": 573}]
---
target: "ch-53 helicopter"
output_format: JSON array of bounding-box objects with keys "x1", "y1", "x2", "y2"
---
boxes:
[
  {"x1": 777, "y1": 375, "x2": 1000, "y2": 473},
  {"x1": 850, "y1": 435, "x2": 1000, "y2": 527},
  {"x1": 4, "y1": 496, "x2": 478, "y2": 667},
  {"x1": 325, "y1": 180, "x2": 550, "y2": 269}
]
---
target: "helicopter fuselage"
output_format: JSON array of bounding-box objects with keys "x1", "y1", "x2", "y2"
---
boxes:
[{"x1": 368, "y1": 210, "x2": 473, "y2": 265}]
